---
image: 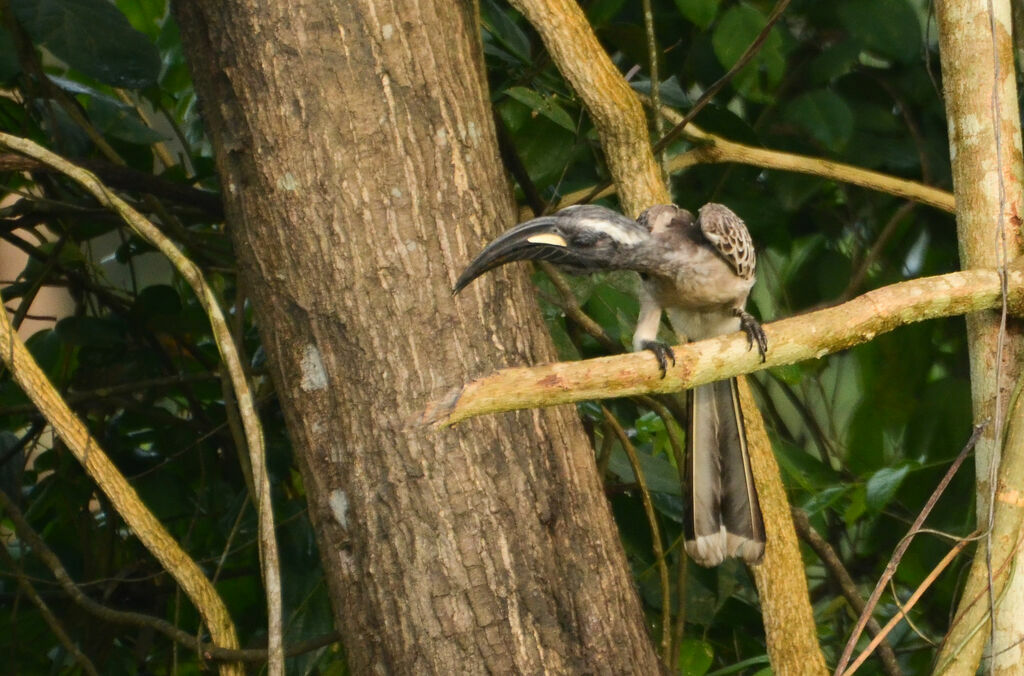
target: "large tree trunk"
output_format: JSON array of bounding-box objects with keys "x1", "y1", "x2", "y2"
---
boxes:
[{"x1": 174, "y1": 0, "x2": 661, "y2": 672}]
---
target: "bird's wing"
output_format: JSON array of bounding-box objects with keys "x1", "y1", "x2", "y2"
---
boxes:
[{"x1": 697, "y1": 204, "x2": 755, "y2": 280}]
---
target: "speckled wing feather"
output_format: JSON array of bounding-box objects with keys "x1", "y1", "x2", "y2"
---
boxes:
[{"x1": 697, "y1": 203, "x2": 755, "y2": 280}]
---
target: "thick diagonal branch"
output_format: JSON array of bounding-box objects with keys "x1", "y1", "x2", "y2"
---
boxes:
[
  {"x1": 507, "y1": 0, "x2": 668, "y2": 215},
  {"x1": 498, "y1": 1, "x2": 820, "y2": 669}
]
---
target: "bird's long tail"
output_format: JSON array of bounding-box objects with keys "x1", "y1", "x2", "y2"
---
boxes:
[{"x1": 684, "y1": 377, "x2": 765, "y2": 567}]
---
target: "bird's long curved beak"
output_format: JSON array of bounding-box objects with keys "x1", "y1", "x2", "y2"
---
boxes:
[{"x1": 453, "y1": 216, "x2": 571, "y2": 294}]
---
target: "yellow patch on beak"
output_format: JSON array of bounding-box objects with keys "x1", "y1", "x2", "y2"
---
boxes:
[{"x1": 526, "y1": 233, "x2": 568, "y2": 247}]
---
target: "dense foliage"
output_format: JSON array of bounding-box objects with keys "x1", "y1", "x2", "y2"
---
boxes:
[{"x1": 0, "y1": 0, "x2": 978, "y2": 673}]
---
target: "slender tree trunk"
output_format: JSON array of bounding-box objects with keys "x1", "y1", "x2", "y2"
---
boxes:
[
  {"x1": 174, "y1": 0, "x2": 661, "y2": 672},
  {"x1": 935, "y1": 1, "x2": 1024, "y2": 672}
]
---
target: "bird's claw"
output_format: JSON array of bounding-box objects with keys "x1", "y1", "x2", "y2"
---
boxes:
[
  {"x1": 640, "y1": 340, "x2": 675, "y2": 378},
  {"x1": 734, "y1": 309, "x2": 767, "y2": 363}
]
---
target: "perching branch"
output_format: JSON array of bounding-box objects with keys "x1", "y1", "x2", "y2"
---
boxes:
[{"x1": 423, "y1": 266, "x2": 1024, "y2": 427}]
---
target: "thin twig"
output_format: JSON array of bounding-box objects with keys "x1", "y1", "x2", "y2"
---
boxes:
[
  {"x1": 887, "y1": 577, "x2": 936, "y2": 646},
  {"x1": 640, "y1": 0, "x2": 668, "y2": 185},
  {"x1": 602, "y1": 405, "x2": 672, "y2": 667},
  {"x1": 653, "y1": 0, "x2": 792, "y2": 155},
  {"x1": 579, "y1": 0, "x2": 792, "y2": 205},
  {"x1": 834, "y1": 422, "x2": 986, "y2": 675},
  {"x1": 0, "y1": 544, "x2": 101, "y2": 676},
  {"x1": 842, "y1": 534, "x2": 976, "y2": 676},
  {"x1": 0, "y1": 487, "x2": 336, "y2": 663},
  {"x1": 791, "y1": 508, "x2": 900, "y2": 676}
]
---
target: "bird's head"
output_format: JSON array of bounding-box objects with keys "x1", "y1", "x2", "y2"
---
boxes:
[
  {"x1": 638, "y1": 204, "x2": 695, "y2": 236},
  {"x1": 453, "y1": 205, "x2": 650, "y2": 293}
]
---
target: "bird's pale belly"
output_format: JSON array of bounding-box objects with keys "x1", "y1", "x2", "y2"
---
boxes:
[{"x1": 649, "y1": 272, "x2": 753, "y2": 312}]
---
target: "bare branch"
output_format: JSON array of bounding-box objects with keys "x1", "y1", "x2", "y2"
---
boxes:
[
  {"x1": 654, "y1": 104, "x2": 954, "y2": 214},
  {"x1": 0, "y1": 134, "x2": 253, "y2": 674},
  {"x1": 602, "y1": 406, "x2": 671, "y2": 666},
  {"x1": 0, "y1": 303, "x2": 242, "y2": 673},
  {"x1": 423, "y1": 267, "x2": 1024, "y2": 427},
  {"x1": 0, "y1": 543, "x2": 100, "y2": 676}
]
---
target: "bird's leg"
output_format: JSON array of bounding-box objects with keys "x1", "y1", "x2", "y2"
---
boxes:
[
  {"x1": 734, "y1": 308, "x2": 767, "y2": 362},
  {"x1": 639, "y1": 340, "x2": 676, "y2": 378},
  {"x1": 633, "y1": 288, "x2": 675, "y2": 378}
]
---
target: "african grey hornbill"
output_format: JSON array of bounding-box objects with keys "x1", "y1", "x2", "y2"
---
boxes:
[{"x1": 453, "y1": 203, "x2": 767, "y2": 567}]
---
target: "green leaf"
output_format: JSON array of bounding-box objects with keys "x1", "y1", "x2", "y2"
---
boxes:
[
  {"x1": 848, "y1": 98, "x2": 903, "y2": 133},
  {"x1": 12, "y1": 0, "x2": 160, "y2": 88},
  {"x1": 814, "y1": 248, "x2": 853, "y2": 298},
  {"x1": 677, "y1": 638, "x2": 714, "y2": 675},
  {"x1": 711, "y1": 3, "x2": 785, "y2": 103},
  {"x1": 630, "y1": 76, "x2": 691, "y2": 109},
  {"x1": 25, "y1": 330, "x2": 70, "y2": 385},
  {"x1": 673, "y1": 0, "x2": 721, "y2": 30},
  {"x1": 837, "y1": 0, "x2": 922, "y2": 64},
  {"x1": 506, "y1": 113, "x2": 578, "y2": 187},
  {"x1": 782, "y1": 89, "x2": 854, "y2": 152},
  {"x1": 480, "y1": 0, "x2": 530, "y2": 63},
  {"x1": 87, "y1": 96, "x2": 168, "y2": 144},
  {"x1": 693, "y1": 103, "x2": 762, "y2": 147},
  {"x1": 650, "y1": 492, "x2": 685, "y2": 523},
  {"x1": 765, "y1": 171, "x2": 825, "y2": 213},
  {"x1": 115, "y1": 0, "x2": 165, "y2": 41},
  {"x1": 132, "y1": 285, "x2": 183, "y2": 323},
  {"x1": 773, "y1": 438, "x2": 840, "y2": 491},
  {"x1": 844, "y1": 484, "x2": 867, "y2": 526},
  {"x1": 843, "y1": 130, "x2": 920, "y2": 171},
  {"x1": 504, "y1": 87, "x2": 576, "y2": 132},
  {"x1": 866, "y1": 465, "x2": 910, "y2": 512},
  {"x1": 607, "y1": 445, "x2": 682, "y2": 495},
  {"x1": 801, "y1": 486, "x2": 848, "y2": 516},
  {"x1": 808, "y1": 40, "x2": 861, "y2": 84}
]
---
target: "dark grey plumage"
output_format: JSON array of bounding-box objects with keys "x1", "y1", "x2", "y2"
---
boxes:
[
  {"x1": 453, "y1": 203, "x2": 767, "y2": 566},
  {"x1": 453, "y1": 205, "x2": 649, "y2": 294}
]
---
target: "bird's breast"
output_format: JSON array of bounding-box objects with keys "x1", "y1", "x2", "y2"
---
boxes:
[{"x1": 647, "y1": 253, "x2": 754, "y2": 311}]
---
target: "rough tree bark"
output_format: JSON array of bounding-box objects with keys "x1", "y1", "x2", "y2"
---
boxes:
[
  {"x1": 935, "y1": 1, "x2": 1024, "y2": 673},
  {"x1": 174, "y1": 0, "x2": 661, "y2": 672}
]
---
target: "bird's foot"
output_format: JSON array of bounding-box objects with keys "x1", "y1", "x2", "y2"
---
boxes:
[
  {"x1": 639, "y1": 340, "x2": 675, "y2": 378},
  {"x1": 734, "y1": 309, "x2": 767, "y2": 363}
]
